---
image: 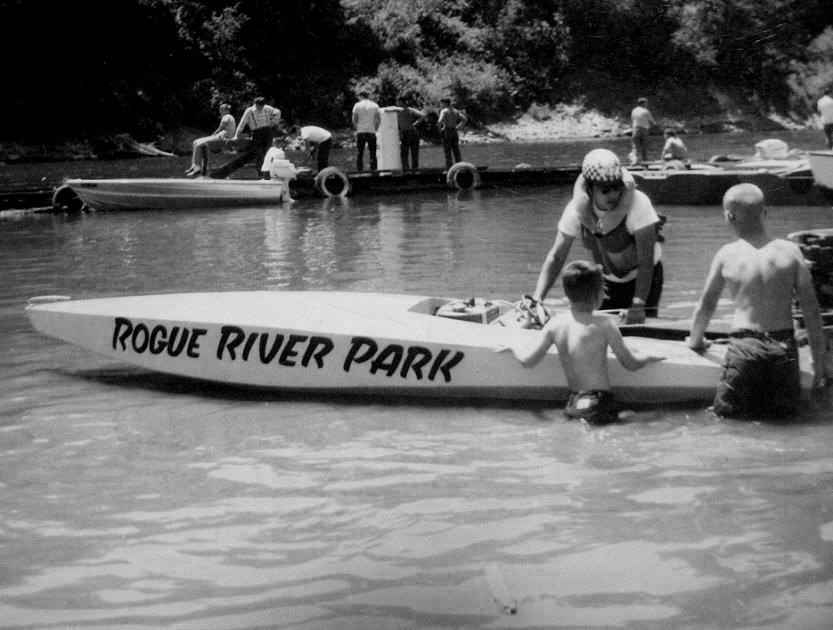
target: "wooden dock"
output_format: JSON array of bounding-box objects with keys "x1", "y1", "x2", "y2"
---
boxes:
[{"x1": 3, "y1": 162, "x2": 829, "y2": 212}]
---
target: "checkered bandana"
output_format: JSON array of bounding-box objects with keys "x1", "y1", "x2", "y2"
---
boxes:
[{"x1": 581, "y1": 149, "x2": 622, "y2": 184}]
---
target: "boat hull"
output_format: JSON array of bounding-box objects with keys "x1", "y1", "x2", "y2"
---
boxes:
[
  {"x1": 24, "y1": 291, "x2": 817, "y2": 404},
  {"x1": 808, "y1": 151, "x2": 833, "y2": 203},
  {"x1": 65, "y1": 178, "x2": 284, "y2": 211},
  {"x1": 631, "y1": 162, "x2": 826, "y2": 206}
]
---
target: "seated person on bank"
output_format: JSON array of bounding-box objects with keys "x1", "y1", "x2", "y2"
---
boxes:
[
  {"x1": 661, "y1": 129, "x2": 690, "y2": 169},
  {"x1": 686, "y1": 183, "x2": 828, "y2": 419},
  {"x1": 498, "y1": 260, "x2": 664, "y2": 425}
]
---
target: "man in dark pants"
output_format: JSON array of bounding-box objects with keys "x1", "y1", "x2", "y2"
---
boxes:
[
  {"x1": 437, "y1": 97, "x2": 467, "y2": 168},
  {"x1": 351, "y1": 91, "x2": 380, "y2": 171},
  {"x1": 211, "y1": 96, "x2": 281, "y2": 179},
  {"x1": 394, "y1": 95, "x2": 425, "y2": 170}
]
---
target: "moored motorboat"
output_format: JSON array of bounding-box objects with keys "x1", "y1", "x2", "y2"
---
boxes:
[
  {"x1": 53, "y1": 177, "x2": 285, "y2": 212},
  {"x1": 808, "y1": 150, "x2": 833, "y2": 203},
  {"x1": 24, "y1": 291, "x2": 821, "y2": 404}
]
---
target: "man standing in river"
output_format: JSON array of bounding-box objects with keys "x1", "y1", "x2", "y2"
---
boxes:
[{"x1": 686, "y1": 183, "x2": 828, "y2": 418}]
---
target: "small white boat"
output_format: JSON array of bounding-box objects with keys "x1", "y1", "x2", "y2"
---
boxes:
[
  {"x1": 25, "y1": 291, "x2": 819, "y2": 404},
  {"x1": 53, "y1": 178, "x2": 285, "y2": 211},
  {"x1": 808, "y1": 150, "x2": 833, "y2": 202}
]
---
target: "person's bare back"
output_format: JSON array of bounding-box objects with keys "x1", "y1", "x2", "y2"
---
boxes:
[
  {"x1": 688, "y1": 183, "x2": 827, "y2": 409},
  {"x1": 716, "y1": 237, "x2": 804, "y2": 333},
  {"x1": 550, "y1": 311, "x2": 626, "y2": 392}
]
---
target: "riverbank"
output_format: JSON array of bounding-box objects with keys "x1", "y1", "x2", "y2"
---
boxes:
[{"x1": 0, "y1": 103, "x2": 815, "y2": 164}]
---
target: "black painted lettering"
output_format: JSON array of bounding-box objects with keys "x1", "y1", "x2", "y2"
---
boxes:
[
  {"x1": 187, "y1": 328, "x2": 206, "y2": 358},
  {"x1": 279, "y1": 334, "x2": 308, "y2": 366},
  {"x1": 302, "y1": 336, "x2": 334, "y2": 368},
  {"x1": 370, "y1": 344, "x2": 404, "y2": 377},
  {"x1": 258, "y1": 333, "x2": 284, "y2": 364},
  {"x1": 344, "y1": 336, "x2": 378, "y2": 372},
  {"x1": 165, "y1": 326, "x2": 188, "y2": 357},
  {"x1": 242, "y1": 332, "x2": 259, "y2": 361},
  {"x1": 132, "y1": 323, "x2": 150, "y2": 353},
  {"x1": 428, "y1": 349, "x2": 464, "y2": 382},
  {"x1": 113, "y1": 317, "x2": 133, "y2": 350},
  {"x1": 217, "y1": 326, "x2": 246, "y2": 360},
  {"x1": 400, "y1": 346, "x2": 432, "y2": 380},
  {"x1": 149, "y1": 325, "x2": 167, "y2": 354}
]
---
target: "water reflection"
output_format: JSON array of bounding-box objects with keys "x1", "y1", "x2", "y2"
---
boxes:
[{"x1": 2, "y1": 182, "x2": 833, "y2": 628}]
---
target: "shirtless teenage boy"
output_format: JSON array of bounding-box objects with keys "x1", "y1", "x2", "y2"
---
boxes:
[
  {"x1": 686, "y1": 183, "x2": 828, "y2": 418},
  {"x1": 499, "y1": 260, "x2": 664, "y2": 424}
]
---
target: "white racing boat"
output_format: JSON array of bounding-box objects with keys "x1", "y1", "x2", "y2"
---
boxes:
[
  {"x1": 52, "y1": 178, "x2": 285, "y2": 212},
  {"x1": 25, "y1": 291, "x2": 819, "y2": 404}
]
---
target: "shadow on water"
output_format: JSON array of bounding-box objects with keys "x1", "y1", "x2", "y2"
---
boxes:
[{"x1": 67, "y1": 364, "x2": 715, "y2": 419}]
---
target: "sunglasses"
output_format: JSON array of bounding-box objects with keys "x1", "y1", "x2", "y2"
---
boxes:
[{"x1": 593, "y1": 181, "x2": 624, "y2": 194}]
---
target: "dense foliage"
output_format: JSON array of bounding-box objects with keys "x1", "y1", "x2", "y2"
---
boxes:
[{"x1": 2, "y1": 0, "x2": 831, "y2": 142}]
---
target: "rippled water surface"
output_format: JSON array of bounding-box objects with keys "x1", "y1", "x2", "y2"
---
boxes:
[{"x1": 2, "y1": 137, "x2": 833, "y2": 629}]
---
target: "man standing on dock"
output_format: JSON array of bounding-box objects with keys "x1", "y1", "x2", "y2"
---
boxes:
[
  {"x1": 630, "y1": 97, "x2": 656, "y2": 164},
  {"x1": 437, "y1": 97, "x2": 467, "y2": 168},
  {"x1": 352, "y1": 91, "x2": 381, "y2": 171},
  {"x1": 394, "y1": 95, "x2": 426, "y2": 170}
]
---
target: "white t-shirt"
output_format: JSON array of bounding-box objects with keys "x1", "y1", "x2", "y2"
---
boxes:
[
  {"x1": 261, "y1": 147, "x2": 299, "y2": 180},
  {"x1": 818, "y1": 95, "x2": 833, "y2": 125},
  {"x1": 557, "y1": 188, "x2": 662, "y2": 282},
  {"x1": 301, "y1": 126, "x2": 332, "y2": 143},
  {"x1": 217, "y1": 113, "x2": 236, "y2": 138},
  {"x1": 631, "y1": 106, "x2": 655, "y2": 129},
  {"x1": 352, "y1": 99, "x2": 380, "y2": 133},
  {"x1": 662, "y1": 137, "x2": 687, "y2": 160}
]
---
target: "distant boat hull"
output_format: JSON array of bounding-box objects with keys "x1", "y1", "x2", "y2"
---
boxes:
[
  {"x1": 808, "y1": 151, "x2": 833, "y2": 202},
  {"x1": 60, "y1": 178, "x2": 285, "y2": 211},
  {"x1": 25, "y1": 291, "x2": 819, "y2": 404},
  {"x1": 631, "y1": 159, "x2": 826, "y2": 206}
]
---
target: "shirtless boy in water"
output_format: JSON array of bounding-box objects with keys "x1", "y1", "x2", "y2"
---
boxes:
[
  {"x1": 499, "y1": 260, "x2": 664, "y2": 425},
  {"x1": 687, "y1": 183, "x2": 828, "y2": 418}
]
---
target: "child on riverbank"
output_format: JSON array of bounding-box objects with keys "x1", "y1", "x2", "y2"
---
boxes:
[{"x1": 498, "y1": 260, "x2": 664, "y2": 424}]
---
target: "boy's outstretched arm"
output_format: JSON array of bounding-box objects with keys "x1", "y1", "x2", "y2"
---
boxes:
[
  {"x1": 795, "y1": 254, "x2": 829, "y2": 388},
  {"x1": 603, "y1": 319, "x2": 665, "y2": 371},
  {"x1": 495, "y1": 327, "x2": 555, "y2": 368},
  {"x1": 687, "y1": 251, "x2": 726, "y2": 350}
]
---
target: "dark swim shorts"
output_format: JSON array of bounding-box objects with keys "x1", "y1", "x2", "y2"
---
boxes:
[
  {"x1": 713, "y1": 329, "x2": 800, "y2": 419},
  {"x1": 564, "y1": 390, "x2": 620, "y2": 425}
]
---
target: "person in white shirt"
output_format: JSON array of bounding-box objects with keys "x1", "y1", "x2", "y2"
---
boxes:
[
  {"x1": 186, "y1": 103, "x2": 235, "y2": 177},
  {"x1": 630, "y1": 97, "x2": 656, "y2": 164},
  {"x1": 351, "y1": 91, "x2": 380, "y2": 171},
  {"x1": 288, "y1": 125, "x2": 333, "y2": 172},
  {"x1": 261, "y1": 138, "x2": 302, "y2": 202},
  {"x1": 530, "y1": 149, "x2": 663, "y2": 325},
  {"x1": 817, "y1": 88, "x2": 833, "y2": 149},
  {"x1": 234, "y1": 96, "x2": 281, "y2": 178}
]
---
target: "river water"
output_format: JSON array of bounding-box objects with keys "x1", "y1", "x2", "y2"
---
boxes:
[{"x1": 2, "y1": 133, "x2": 833, "y2": 629}]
